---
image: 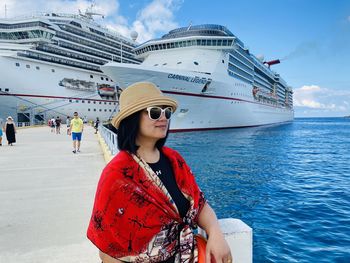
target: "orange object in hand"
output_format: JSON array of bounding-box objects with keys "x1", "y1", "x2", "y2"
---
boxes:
[{"x1": 195, "y1": 234, "x2": 207, "y2": 263}]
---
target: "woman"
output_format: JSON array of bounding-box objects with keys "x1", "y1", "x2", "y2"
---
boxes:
[
  {"x1": 4, "y1": 116, "x2": 16, "y2": 146},
  {"x1": 94, "y1": 117, "x2": 100, "y2": 134},
  {"x1": 87, "y1": 82, "x2": 232, "y2": 263}
]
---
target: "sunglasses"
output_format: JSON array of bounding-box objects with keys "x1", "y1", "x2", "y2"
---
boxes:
[{"x1": 146, "y1": 106, "x2": 173, "y2": 120}]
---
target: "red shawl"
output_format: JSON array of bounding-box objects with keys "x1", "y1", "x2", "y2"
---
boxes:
[{"x1": 87, "y1": 146, "x2": 206, "y2": 261}]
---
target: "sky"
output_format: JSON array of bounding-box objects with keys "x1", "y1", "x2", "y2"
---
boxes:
[{"x1": 1, "y1": 0, "x2": 349, "y2": 117}]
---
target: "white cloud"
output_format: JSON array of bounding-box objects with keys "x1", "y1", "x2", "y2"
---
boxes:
[
  {"x1": 110, "y1": 0, "x2": 182, "y2": 42},
  {"x1": 2, "y1": 0, "x2": 118, "y2": 18},
  {"x1": 294, "y1": 85, "x2": 350, "y2": 116},
  {"x1": 2, "y1": 0, "x2": 181, "y2": 42}
]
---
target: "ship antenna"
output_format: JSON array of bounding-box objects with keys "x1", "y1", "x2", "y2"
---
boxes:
[
  {"x1": 187, "y1": 21, "x2": 192, "y2": 31},
  {"x1": 83, "y1": 2, "x2": 105, "y2": 20}
]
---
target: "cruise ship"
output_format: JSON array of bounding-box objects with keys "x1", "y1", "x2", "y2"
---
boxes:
[
  {"x1": 0, "y1": 9, "x2": 141, "y2": 124},
  {"x1": 102, "y1": 24, "x2": 294, "y2": 131}
]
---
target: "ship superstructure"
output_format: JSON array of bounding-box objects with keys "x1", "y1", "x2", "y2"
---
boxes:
[
  {"x1": 102, "y1": 24, "x2": 294, "y2": 131},
  {"x1": 0, "y1": 9, "x2": 141, "y2": 124}
]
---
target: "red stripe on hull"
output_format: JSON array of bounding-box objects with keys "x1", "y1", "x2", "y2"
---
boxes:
[{"x1": 0, "y1": 93, "x2": 117, "y2": 103}]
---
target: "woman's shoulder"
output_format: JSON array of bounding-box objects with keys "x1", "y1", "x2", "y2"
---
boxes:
[{"x1": 106, "y1": 150, "x2": 133, "y2": 167}]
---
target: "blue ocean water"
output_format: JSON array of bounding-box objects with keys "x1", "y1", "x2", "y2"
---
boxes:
[{"x1": 167, "y1": 118, "x2": 350, "y2": 263}]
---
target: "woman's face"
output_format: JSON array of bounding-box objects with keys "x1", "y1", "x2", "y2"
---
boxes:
[{"x1": 137, "y1": 106, "x2": 171, "y2": 142}]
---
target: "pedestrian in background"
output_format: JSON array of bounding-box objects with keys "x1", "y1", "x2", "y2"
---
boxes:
[
  {"x1": 66, "y1": 116, "x2": 71, "y2": 135},
  {"x1": 4, "y1": 116, "x2": 16, "y2": 146},
  {"x1": 50, "y1": 117, "x2": 56, "y2": 133},
  {"x1": 68, "y1": 112, "x2": 84, "y2": 153},
  {"x1": 55, "y1": 116, "x2": 62, "y2": 134},
  {"x1": 0, "y1": 125, "x2": 3, "y2": 146},
  {"x1": 94, "y1": 117, "x2": 100, "y2": 134}
]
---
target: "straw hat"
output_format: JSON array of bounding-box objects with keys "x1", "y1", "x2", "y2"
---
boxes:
[
  {"x1": 7, "y1": 116, "x2": 13, "y2": 120},
  {"x1": 112, "y1": 82, "x2": 178, "y2": 128}
]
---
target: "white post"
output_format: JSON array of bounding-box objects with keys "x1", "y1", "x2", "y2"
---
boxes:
[
  {"x1": 199, "y1": 218, "x2": 253, "y2": 263},
  {"x1": 219, "y1": 218, "x2": 253, "y2": 263}
]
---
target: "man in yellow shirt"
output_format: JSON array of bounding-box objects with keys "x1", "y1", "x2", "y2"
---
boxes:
[{"x1": 69, "y1": 111, "x2": 84, "y2": 153}]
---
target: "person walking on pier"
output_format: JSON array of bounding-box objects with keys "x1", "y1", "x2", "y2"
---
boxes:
[
  {"x1": 0, "y1": 125, "x2": 3, "y2": 146},
  {"x1": 66, "y1": 116, "x2": 71, "y2": 135},
  {"x1": 4, "y1": 116, "x2": 16, "y2": 146},
  {"x1": 87, "y1": 82, "x2": 232, "y2": 263},
  {"x1": 94, "y1": 117, "x2": 100, "y2": 134},
  {"x1": 55, "y1": 116, "x2": 62, "y2": 134},
  {"x1": 50, "y1": 117, "x2": 56, "y2": 133},
  {"x1": 69, "y1": 112, "x2": 83, "y2": 153}
]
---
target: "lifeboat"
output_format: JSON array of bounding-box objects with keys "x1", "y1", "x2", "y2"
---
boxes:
[{"x1": 97, "y1": 84, "x2": 116, "y2": 96}]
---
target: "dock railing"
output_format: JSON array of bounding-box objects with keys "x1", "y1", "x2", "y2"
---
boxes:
[
  {"x1": 99, "y1": 125, "x2": 119, "y2": 155},
  {"x1": 98, "y1": 124, "x2": 253, "y2": 263}
]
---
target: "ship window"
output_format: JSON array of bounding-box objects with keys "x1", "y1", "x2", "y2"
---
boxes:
[
  {"x1": 154, "y1": 64, "x2": 158, "y2": 66},
  {"x1": 88, "y1": 101, "x2": 91, "y2": 104},
  {"x1": 114, "y1": 102, "x2": 116, "y2": 105},
  {"x1": 101, "y1": 77, "x2": 104, "y2": 80},
  {"x1": 88, "y1": 108, "x2": 90, "y2": 111},
  {"x1": 99, "y1": 102, "x2": 101, "y2": 104},
  {"x1": 93, "y1": 101, "x2": 96, "y2": 104},
  {"x1": 69, "y1": 99, "x2": 72, "y2": 102},
  {"x1": 109, "y1": 109, "x2": 112, "y2": 112},
  {"x1": 5, "y1": 88, "x2": 9, "y2": 92},
  {"x1": 162, "y1": 63, "x2": 167, "y2": 66},
  {"x1": 51, "y1": 69, "x2": 55, "y2": 72},
  {"x1": 99, "y1": 109, "x2": 102, "y2": 112},
  {"x1": 15, "y1": 63, "x2": 20, "y2": 67},
  {"x1": 222, "y1": 60, "x2": 225, "y2": 63},
  {"x1": 90, "y1": 75, "x2": 93, "y2": 78},
  {"x1": 82, "y1": 100, "x2": 85, "y2": 103},
  {"x1": 106, "y1": 78, "x2": 109, "y2": 81},
  {"x1": 212, "y1": 40, "x2": 217, "y2": 46},
  {"x1": 109, "y1": 102, "x2": 112, "y2": 105},
  {"x1": 94, "y1": 109, "x2": 96, "y2": 111},
  {"x1": 104, "y1": 109, "x2": 107, "y2": 112},
  {"x1": 26, "y1": 65, "x2": 30, "y2": 68},
  {"x1": 177, "y1": 62, "x2": 182, "y2": 64},
  {"x1": 104, "y1": 102, "x2": 107, "y2": 105},
  {"x1": 194, "y1": 61, "x2": 199, "y2": 65},
  {"x1": 76, "y1": 100, "x2": 79, "y2": 103},
  {"x1": 36, "y1": 66, "x2": 40, "y2": 70}
]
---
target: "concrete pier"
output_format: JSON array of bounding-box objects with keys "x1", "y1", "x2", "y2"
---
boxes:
[
  {"x1": 0, "y1": 126, "x2": 104, "y2": 263},
  {"x1": 1, "y1": 126, "x2": 253, "y2": 262}
]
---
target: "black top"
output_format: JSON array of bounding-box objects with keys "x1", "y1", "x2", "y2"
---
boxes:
[{"x1": 148, "y1": 151, "x2": 190, "y2": 219}]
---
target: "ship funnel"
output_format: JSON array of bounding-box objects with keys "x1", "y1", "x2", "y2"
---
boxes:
[{"x1": 263, "y1": 59, "x2": 280, "y2": 67}]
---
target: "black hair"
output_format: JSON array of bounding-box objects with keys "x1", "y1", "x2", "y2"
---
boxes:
[{"x1": 117, "y1": 110, "x2": 169, "y2": 154}]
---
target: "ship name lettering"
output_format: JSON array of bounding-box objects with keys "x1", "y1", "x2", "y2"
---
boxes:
[{"x1": 168, "y1": 74, "x2": 207, "y2": 84}]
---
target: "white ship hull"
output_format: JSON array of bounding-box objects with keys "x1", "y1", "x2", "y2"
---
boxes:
[
  {"x1": 0, "y1": 56, "x2": 118, "y2": 123},
  {"x1": 102, "y1": 63, "x2": 294, "y2": 131}
]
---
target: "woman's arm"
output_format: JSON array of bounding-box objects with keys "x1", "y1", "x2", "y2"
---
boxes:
[
  {"x1": 99, "y1": 251, "x2": 123, "y2": 263},
  {"x1": 198, "y1": 202, "x2": 232, "y2": 263}
]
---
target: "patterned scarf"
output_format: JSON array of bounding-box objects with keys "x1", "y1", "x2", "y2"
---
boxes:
[{"x1": 87, "y1": 146, "x2": 206, "y2": 262}]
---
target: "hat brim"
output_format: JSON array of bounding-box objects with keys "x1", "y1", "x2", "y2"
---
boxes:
[{"x1": 112, "y1": 96, "x2": 177, "y2": 128}]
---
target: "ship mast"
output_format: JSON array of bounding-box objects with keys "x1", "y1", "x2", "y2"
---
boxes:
[{"x1": 79, "y1": 3, "x2": 104, "y2": 20}]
